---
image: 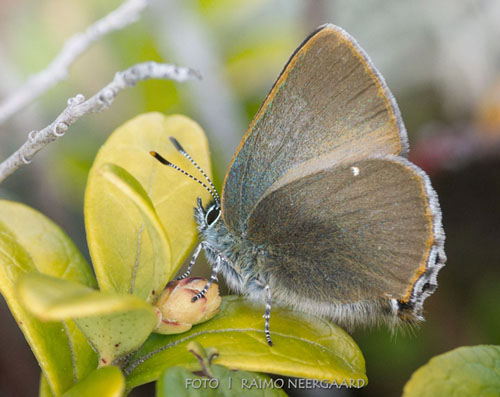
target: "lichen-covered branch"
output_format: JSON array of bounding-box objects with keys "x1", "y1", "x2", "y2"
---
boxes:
[
  {"x1": 0, "y1": 0, "x2": 149, "y2": 125},
  {"x1": 0, "y1": 61, "x2": 199, "y2": 183}
]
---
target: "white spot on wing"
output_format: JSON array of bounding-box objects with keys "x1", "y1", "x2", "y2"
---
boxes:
[{"x1": 351, "y1": 166, "x2": 360, "y2": 176}]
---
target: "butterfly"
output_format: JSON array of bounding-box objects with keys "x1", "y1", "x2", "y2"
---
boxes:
[{"x1": 150, "y1": 24, "x2": 446, "y2": 346}]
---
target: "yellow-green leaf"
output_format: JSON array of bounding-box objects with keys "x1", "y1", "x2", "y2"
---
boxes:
[
  {"x1": 157, "y1": 365, "x2": 287, "y2": 397},
  {"x1": 99, "y1": 163, "x2": 172, "y2": 301},
  {"x1": 124, "y1": 296, "x2": 367, "y2": 389},
  {"x1": 19, "y1": 273, "x2": 157, "y2": 365},
  {"x1": 0, "y1": 200, "x2": 97, "y2": 396},
  {"x1": 157, "y1": 341, "x2": 287, "y2": 396},
  {"x1": 85, "y1": 112, "x2": 212, "y2": 300},
  {"x1": 63, "y1": 366, "x2": 125, "y2": 397},
  {"x1": 403, "y1": 345, "x2": 500, "y2": 397},
  {"x1": 39, "y1": 374, "x2": 54, "y2": 397},
  {"x1": 0, "y1": 201, "x2": 96, "y2": 286}
]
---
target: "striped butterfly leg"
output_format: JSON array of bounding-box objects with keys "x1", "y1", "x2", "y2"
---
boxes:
[
  {"x1": 264, "y1": 284, "x2": 273, "y2": 346},
  {"x1": 191, "y1": 251, "x2": 222, "y2": 302},
  {"x1": 177, "y1": 242, "x2": 203, "y2": 280}
]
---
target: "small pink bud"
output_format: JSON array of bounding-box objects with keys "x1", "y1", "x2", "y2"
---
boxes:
[{"x1": 153, "y1": 277, "x2": 221, "y2": 335}]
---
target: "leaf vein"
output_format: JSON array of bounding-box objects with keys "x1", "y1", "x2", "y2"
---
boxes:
[{"x1": 124, "y1": 327, "x2": 349, "y2": 376}]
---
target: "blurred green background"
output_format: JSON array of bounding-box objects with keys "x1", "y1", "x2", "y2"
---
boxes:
[{"x1": 1, "y1": 0, "x2": 499, "y2": 396}]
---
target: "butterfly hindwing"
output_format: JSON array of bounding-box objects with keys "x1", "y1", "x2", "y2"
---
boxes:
[{"x1": 246, "y1": 156, "x2": 445, "y2": 321}]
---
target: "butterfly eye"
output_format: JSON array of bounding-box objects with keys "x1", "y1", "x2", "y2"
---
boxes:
[{"x1": 205, "y1": 206, "x2": 221, "y2": 226}]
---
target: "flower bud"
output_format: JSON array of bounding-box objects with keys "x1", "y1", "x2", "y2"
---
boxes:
[{"x1": 154, "y1": 277, "x2": 221, "y2": 335}]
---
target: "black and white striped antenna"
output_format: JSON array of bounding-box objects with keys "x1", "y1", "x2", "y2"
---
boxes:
[
  {"x1": 168, "y1": 137, "x2": 220, "y2": 204},
  {"x1": 149, "y1": 139, "x2": 220, "y2": 207}
]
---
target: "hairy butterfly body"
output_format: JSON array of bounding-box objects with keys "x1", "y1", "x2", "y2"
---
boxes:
[{"x1": 151, "y1": 24, "x2": 446, "y2": 346}]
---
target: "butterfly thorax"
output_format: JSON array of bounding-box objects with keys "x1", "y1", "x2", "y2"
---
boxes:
[{"x1": 195, "y1": 200, "x2": 268, "y2": 301}]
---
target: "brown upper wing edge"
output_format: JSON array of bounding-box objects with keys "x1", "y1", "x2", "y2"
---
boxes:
[{"x1": 221, "y1": 23, "x2": 410, "y2": 217}]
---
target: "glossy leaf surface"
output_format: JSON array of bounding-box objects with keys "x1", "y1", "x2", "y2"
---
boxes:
[
  {"x1": 85, "y1": 113, "x2": 212, "y2": 300},
  {"x1": 0, "y1": 201, "x2": 96, "y2": 395},
  {"x1": 125, "y1": 297, "x2": 367, "y2": 389},
  {"x1": 62, "y1": 366, "x2": 125, "y2": 397},
  {"x1": 157, "y1": 365, "x2": 287, "y2": 397},
  {"x1": 19, "y1": 273, "x2": 157, "y2": 365},
  {"x1": 403, "y1": 345, "x2": 500, "y2": 397}
]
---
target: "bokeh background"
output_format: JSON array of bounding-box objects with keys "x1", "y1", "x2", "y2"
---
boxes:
[{"x1": 1, "y1": 0, "x2": 499, "y2": 396}]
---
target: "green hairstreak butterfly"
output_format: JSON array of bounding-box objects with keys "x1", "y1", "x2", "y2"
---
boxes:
[{"x1": 151, "y1": 24, "x2": 446, "y2": 346}]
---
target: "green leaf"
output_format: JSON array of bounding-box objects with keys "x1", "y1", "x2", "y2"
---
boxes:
[
  {"x1": 124, "y1": 296, "x2": 367, "y2": 389},
  {"x1": 0, "y1": 200, "x2": 97, "y2": 395},
  {"x1": 403, "y1": 345, "x2": 500, "y2": 397},
  {"x1": 99, "y1": 163, "x2": 172, "y2": 301},
  {"x1": 39, "y1": 374, "x2": 54, "y2": 397},
  {"x1": 0, "y1": 201, "x2": 96, "y2": 286},
  {"x1": 85, "y1": 112, "x2": 213, "y2": 300},
  {"x1": 62, "y1": 366, "x2": 125, "y2": 397},
  {"x1": 157, "y1": 365, "x2": 287, "y2": 397},
  {"x1": 157, "y1": 341, "x2": 287, "y2": 396},
  {"x1": 19, "y1": 273, "x2": 158, "y2": 365}
]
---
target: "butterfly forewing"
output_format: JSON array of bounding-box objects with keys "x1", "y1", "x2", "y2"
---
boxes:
[{"x1": 222, "y1": 24, "x2": 408, "y2": 234}]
